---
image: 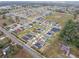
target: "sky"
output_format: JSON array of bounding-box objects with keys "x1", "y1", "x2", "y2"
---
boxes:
[{"x1": 0, "y1": 0, "x2": 79, "y2": 1}]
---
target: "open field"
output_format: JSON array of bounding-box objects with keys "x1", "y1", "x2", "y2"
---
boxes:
[
  {"x1": 41, "y1": 32, "x2": 68, "y2": 58},
  {"x1": 44, "y1": 12, "x2": 74, "y2": 26},
  {"x1": 0, "y1": 16, "x2": 14, "y2": 27},
  {"x1": 14, "y1": 49, "x2": 32, "y2": 58}
]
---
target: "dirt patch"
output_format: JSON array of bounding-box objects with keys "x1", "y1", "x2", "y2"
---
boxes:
[
  {"x1": 0, "y1": 16, "x2": 14, "y2": 27},
  {"x1": 0, "y1": 18, "x2": 5, "y2": 26},
  {"x1": 14, "y1": 49, "x2": 32, "y2": 58}
]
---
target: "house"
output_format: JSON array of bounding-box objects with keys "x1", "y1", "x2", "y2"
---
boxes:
[
  {"x1": 51, "y1": 28, "x2": 60, "y2": 32},
  {"x1": 60, "y1": 44, "x2": 70, "y2": 56},
  {"x1": 33, "y1": 38, "x2": 45, "y2": 49},
  {"x1": 2, "y1": 46, "x2": 10, "y2": 55}
]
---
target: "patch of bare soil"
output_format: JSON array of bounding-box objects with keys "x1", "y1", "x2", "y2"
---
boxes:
[{"x1": 14, "y1": 49, "x2": 32, "y2": 58}]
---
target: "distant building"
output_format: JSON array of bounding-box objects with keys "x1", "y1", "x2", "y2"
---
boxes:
[{"x1": 0, "y1": 6, "x2": 11, "y2": 10}]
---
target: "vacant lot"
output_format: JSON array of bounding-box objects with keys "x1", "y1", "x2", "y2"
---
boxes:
[
  {"x1": 40, "y1": 32, "x2": 68, "y2": 58},
  {"x1": 14, "y1": 49, "x2": 32, "y2": 58},
  {"x1": 0, "y1": 17, "x2": 5, "y2": 26},
  {"x1": 0, "y1": 16, "x2": 14, "y2": 27},
  {"x1": 44, "y1": 12, "x2": 74, "y2": 26}
]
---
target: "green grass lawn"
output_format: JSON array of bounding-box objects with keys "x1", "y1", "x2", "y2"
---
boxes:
[{"x1": 44, "y1": 12, "x2": 74, "y2": 26}]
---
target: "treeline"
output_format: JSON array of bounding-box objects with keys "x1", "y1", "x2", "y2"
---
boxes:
[
  {"x1": 0, "y1": 9, "x2": 9, "y2": 15},
  {"x1": 60, "y1": 19, "x2": 79, "y2": 48}
]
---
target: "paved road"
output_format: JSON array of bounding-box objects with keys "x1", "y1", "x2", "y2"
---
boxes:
[{"x1": 0, "y1": 27, "x2": 45, "y2": 58}]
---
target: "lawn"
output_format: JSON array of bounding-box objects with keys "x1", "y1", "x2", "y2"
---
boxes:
[
  {"x1": 33, "y1": 23, "x2": 45, "y2": 29},
  {"x1": 44, "y1": 12, "x2": 74, "y2": 26},
  {"x1": 17, "y1": 29, "x2": 30, "y2": 38},
  {"x1": 70, "y1": 46, "x2": 79, "y2": 57},
  {"x1": 27, "y1": 16, "x2": 35, "y2": 22},
  {"x1": 18, "y1": 27, "x2": 37, "y2": 37}
]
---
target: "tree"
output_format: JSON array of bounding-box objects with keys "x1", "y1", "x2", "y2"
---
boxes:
[
  {"x1": 0, "y1": 37, "x2": 11, "y2": 48},
  {"x1": 60, "y1": 19, "x2": 79, "y2": 48},
  {"x1": 6, "y1": 44, "x2": 22, "y2": 57},
  {"x1": 73, "y1": 13, "x2": 77, "y2": 19},
  {"x1": 2, "y1": 23, "x2": 7, "y2": 26},
  {"x1": 15, "y1": 16, "x2": 20, "y2": 23},
  {"x1": 73, "y1": 10, "x2": 79, "y2": 19},
  {"x1": 8, "y1": 16, "x2": 15, "y2": 23},
  {"x1": 2, "y1": 14, "x2": 6, "y2": 19},
  {"x1": 0, "y1": 31, "x2": 3, "y2": 36},
  {"x1": 0, "y1": 49, "x2": 3, "y2": 57}
]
